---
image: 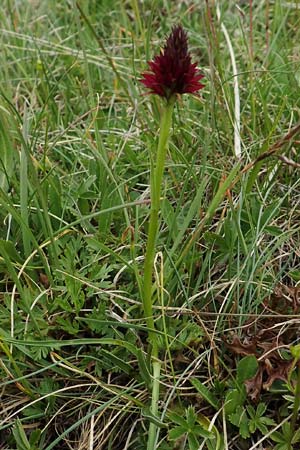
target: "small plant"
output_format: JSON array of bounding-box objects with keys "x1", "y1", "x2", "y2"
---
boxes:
[
  {"x1": 229, "y1": 403, "x2": 276, "y2": 439},
  {"x1": 12, "y1": 420, "x2": 43, "y2": 450},
  {"x1": 168, "y1": 406, "x2": 214, "y2": 450},
  {"x1": 270, "y1": 423, "x2": 300, "y2": 450}
]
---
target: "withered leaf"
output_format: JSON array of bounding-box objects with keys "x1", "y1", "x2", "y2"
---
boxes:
[
  {"x1": 224, "y1": 335, "x2": 257, "y2": 356},
  {"x1": 263, "y1": 358, "x2": 293, "y2": 390},
  {"x1": 244, "y1": 365, "x2": 263, "y2": 402}
]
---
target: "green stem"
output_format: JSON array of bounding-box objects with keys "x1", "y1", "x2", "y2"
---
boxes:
[
  {"x1": 143, "y1": 98, "x2": 175, "y2": 450},
  {"x1": 143, "y1": 99, "x2": 175, "y2": 335},
  {"x1": 147, "y1": 360, "x2": 162, "y2": 449}
]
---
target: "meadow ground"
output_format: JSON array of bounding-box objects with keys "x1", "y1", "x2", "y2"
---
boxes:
[{"x1": 1, "y1": 1, "x2": 300, "y2": 449}]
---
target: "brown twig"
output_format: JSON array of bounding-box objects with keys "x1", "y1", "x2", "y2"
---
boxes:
[
  {"x1": 240, "y1": 121, "x2": 300, "y2": 176},
  {"x1": 276, "y1": 154, "x2": 300, "y2": 168}
]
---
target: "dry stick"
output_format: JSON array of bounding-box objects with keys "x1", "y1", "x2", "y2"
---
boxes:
[
  {"x1": 275, "y1": 154, "x2": 300, "y2": 169},
  {"x1": 239, "y1": 121, "x2": 300, "y2": 177}
]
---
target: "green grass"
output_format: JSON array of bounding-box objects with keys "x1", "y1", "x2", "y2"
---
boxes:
[{"x1": 1, "y1": 1, "x2": 300, "y2": 449}]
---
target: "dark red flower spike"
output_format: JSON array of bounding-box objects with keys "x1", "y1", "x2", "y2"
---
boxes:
[{"x1": 141, "y1": 25, "x2": 204, "y2": 101}]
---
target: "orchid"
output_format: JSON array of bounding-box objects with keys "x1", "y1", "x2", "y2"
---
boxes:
[
  {"x1": 141, "y1": 25, "x2": 204, "y2": 100},
  {"x1": 140, "y1": 25, "x2": 205, "y2": 450}
]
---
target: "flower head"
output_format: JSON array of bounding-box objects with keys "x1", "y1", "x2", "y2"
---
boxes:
[{"x1": 140, "y1": 25, "x2": 204, "y2": 101}]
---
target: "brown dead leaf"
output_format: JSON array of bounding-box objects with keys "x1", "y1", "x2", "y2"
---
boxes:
[
  {"x1": 223, "y1": 335, "x2": 257, "y2": 356},
  {"x1": 224, "y1": 333, "x2": 293, "y2": 401},
  {"x1": 245, "y1": 365, "x2": 263, "y2": 401},
  {"x1": 257, "y1": 339, "x2": 285, "y2": 360},
  {"x1": 263, "y1": 358, "x2": 293, "y2": 390},
  {"x1": 223, "y1": 280, "x2": 300, "y2": 401}
]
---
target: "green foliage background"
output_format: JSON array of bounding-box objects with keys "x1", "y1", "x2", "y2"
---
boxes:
[{"x1": 1, "y1": 1, "x2": 300, "y2": 449}]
